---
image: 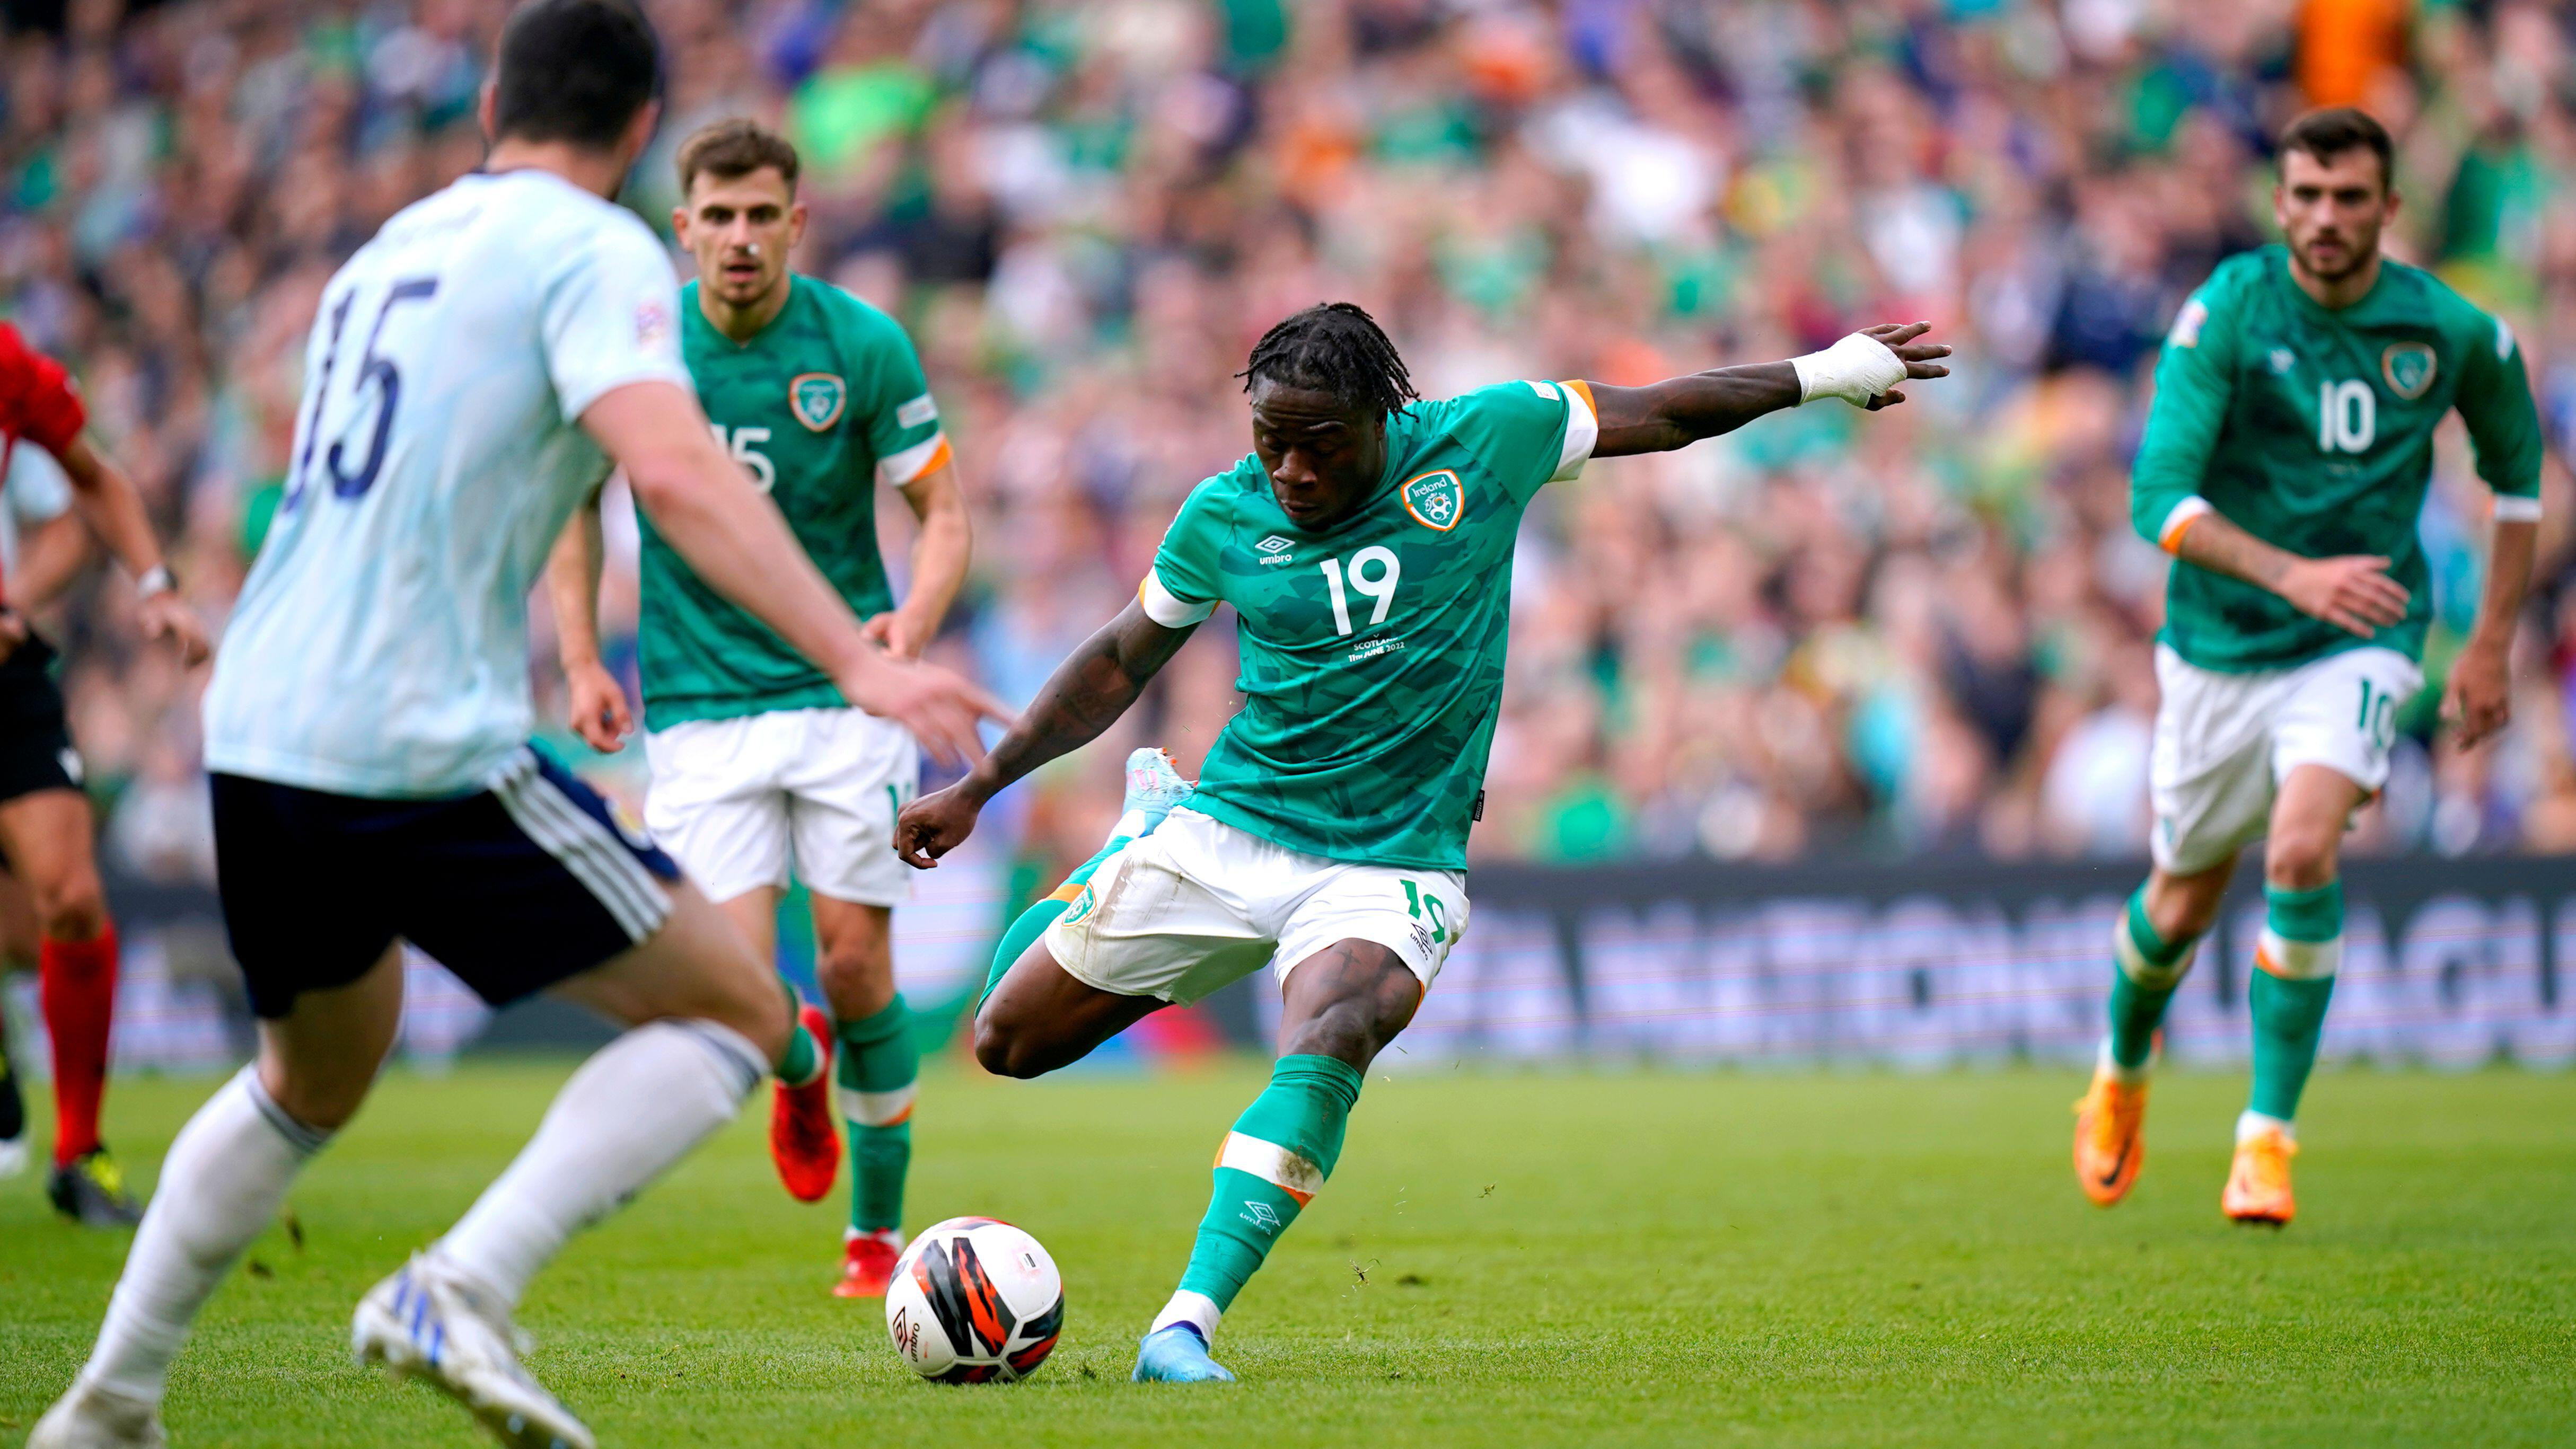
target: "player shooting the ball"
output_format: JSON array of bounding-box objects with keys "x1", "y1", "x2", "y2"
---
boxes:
[{"x1": 896, "y1": 302, "x2": 1949, "y2": 1383}]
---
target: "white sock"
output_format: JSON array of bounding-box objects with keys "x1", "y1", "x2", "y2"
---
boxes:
[
  {"x1": 1111, "y1": 807, "x2": 1154, "y2": 841},
  {"x1": 1150, "y1": 1289, "x2": 1224, "y2": 1342},
  {"x1": 430, "y1": 1019, "x2": 762, "y2": 1311},
  {"x1": 2097, "y1": 1038, "x2": 2150, "y2": 1087},
  {"x1": 2237, "y1": 1109, "x2": 2296, "y2": 1144},
  {"x1": 81, "y1": 1066, "x2": 330, "y2": 1401}
]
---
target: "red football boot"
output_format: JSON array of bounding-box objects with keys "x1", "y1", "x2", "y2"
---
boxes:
[
  {"x1": 834, "y1": 1228, "x2": 904, "y2": 1298},
  {"x1": 770, "y1": 1003, "x2": 839, "y2": 1203}
]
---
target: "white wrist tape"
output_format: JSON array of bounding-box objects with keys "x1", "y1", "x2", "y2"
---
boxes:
[{"x1": 1790, "y1": 332, "x2": 1907, "y2": 407}]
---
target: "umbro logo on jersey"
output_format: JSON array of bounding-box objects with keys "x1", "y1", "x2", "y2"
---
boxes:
[
  {"x1": 1402, "y1": 470, "x2": 1464, "y2": 532},
  {"x1": 2268, "y1": 348, "x2": 2296, "y2": 375},
  {"x1": 1256, "y1": 535, "x2": 1298, "y2": 565},
  {"x1": 789, "y1": 373, "x2": 847, "y2": 431}
]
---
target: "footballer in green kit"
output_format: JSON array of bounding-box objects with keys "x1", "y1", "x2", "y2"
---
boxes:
[
  {"x1": 896, "y1": 302, "x2": 1950, "y2": 1383},
  {"x1": 2074, "y1": 109, "x2": 2543, "y2": 1225},
  {"x1": 550, "y1": 120, "x2": 971, "y2": 1298}
]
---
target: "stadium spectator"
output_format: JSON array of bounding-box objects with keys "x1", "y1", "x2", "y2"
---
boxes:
[{"x1": 3, "y1": 0, "x2": 2574, "y2": 883}]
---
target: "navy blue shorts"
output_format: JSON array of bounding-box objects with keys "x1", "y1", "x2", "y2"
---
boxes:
[{"x1": 212, "y1": 748, "x2": 681, "y2": 1019}]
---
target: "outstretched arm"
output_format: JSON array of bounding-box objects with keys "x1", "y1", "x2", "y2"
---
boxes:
[
  {"x1": 1587, "y1": 322, "x2": 1951, "y2": 458},
  {"x1": 895, "y1": 599, "x2": 1195, "y2": 867}
]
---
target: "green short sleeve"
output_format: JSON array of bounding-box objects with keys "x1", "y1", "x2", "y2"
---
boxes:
[
  {"x1": 824, "y1": 291, "x2": 946, "y2": 485},
  {"x1": 1442, "y1": 381, "x2": 1589, "y2": 502},
  {"x1": 1140, "y1": 467, "x2": 1243, "y2": 625},
  {"x1": 2454, "y1": 309, "x2": 2544, "y2": 511},
  {"x1": 2131, "y1": 266, "x2": 2246, "y2": 548}
]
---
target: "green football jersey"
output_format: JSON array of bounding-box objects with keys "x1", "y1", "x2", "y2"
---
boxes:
[
  {"x1": 1141, "y1": 380, "x2": 1597, "y2": 869},
  {"x1": 634, "y1": 276, "x2": 948, "y2": 729},
  {"x1": 2131, "y1": 245, "x2": 2543, "y2": 672}
]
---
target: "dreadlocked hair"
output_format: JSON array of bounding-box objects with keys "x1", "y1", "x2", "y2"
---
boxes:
[{"x1": 1238, "y1": 302, "x2": 1419, "y2": 419}]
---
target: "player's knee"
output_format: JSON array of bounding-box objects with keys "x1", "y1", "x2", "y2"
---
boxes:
[
  {"x1": 2265, "y1": 826, "x2": 2340, "y2": 890},
  {"x1": 34, "y1": 870, "x2": 107, "y2": 942},
  {"x1": 258, "y1": 1055, "x2": 370, "y2": 1133},
  {"x1": 815, "y1": 941, "x2": 894, "y2": 1018},
  {"x1": 1278, "y1": 942, "x2": 1421, "y2": 1065},
  {"x1": 2142, "y1": 864, "x2": 2228, "y2": 942},
  {"x1": 971, "y1": 1014, "x2": 1049, "y2": 1080},
  {"x1": 671, "y1": 947, "x2": 794, "y2": 1066},
  {"x1": 719, "y1": 972, "x2": 795, "y2": 1067}
]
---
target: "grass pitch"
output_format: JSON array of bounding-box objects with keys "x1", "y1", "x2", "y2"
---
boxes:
[{"x1": 4, "y1": 1061, "x2": 2572, "y2": 1447}]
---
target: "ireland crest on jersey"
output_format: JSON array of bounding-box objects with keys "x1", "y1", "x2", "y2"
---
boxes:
[
  {"x1": 789, "y1": 372, "x2": 847, "y2": 431},
  {"x1": 1402, "y1": 469, "x2": 1464, "y2": 532},
  {"x1": 2381, "y1": 342, "x2": 2437, "y2": 401}
]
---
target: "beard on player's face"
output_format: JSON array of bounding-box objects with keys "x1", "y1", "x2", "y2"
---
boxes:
[
  {"x1": 1249, "y1": 383, "x2": 1386, "y2": 528},
  {"x1": 2276, "y1": 152, "x2": 2392, "y2": 287},
  {"x1": 2292, "y1": 214, "x2": 2380, "y2": 282},
  {"x1": 700, "y1": 240, "x2": 785, "y2": 304}
]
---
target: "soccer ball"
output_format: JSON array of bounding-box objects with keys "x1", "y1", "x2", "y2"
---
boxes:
[{"x1": 884, "y1": 1216, "x2": 1065, "y2": 1383}]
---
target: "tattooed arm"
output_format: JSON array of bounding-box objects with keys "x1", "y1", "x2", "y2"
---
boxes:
[{"x1": 894, "y1": 599, "x2": 1195, "y2": 867}]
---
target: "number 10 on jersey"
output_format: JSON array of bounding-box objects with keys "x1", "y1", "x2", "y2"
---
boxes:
[{"x1": 2318, "y1": 379, "x2": 2375, "y2": 454}]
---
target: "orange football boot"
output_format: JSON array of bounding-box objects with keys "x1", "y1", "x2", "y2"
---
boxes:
[
  {"x1": 834, "y1": 1229, "x2": 904, "y2": 1298},
  {"x1": 2222, "y1": 1125, "x2": 2297, "y2": 1225},
  {"x1": 2072, "y1": 1064, "x2": 2150, "y2": 1207},
  {"x1": 770, "y1": 1003, "x2": 840, "y2": 1203}
]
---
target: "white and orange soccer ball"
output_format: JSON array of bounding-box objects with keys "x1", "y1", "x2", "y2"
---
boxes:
[{"x1": 884, "y1": 1216, "x2": 1065, "y2": 1383}]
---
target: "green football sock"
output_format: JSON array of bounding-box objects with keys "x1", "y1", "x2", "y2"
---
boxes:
[
  {"x1": 836, "y1": 995, "x2": 919, "y2": 1235},
  {"x1": 978, "y1": 835, "x2": 1133, "y2": 1008},
  {"x1": 776, "y1": 980, "x2": 824, "y2": 1086},
  {"x1": 2248, "y1": 881, "x2": 2342, "y2": 1124},
  {"x1": 2107, "y1": 886, "x2": 2198, "y2": 1073},
  {"x1": 1161, "y1": 1054, "x2": 1364, "y2": 1336}
]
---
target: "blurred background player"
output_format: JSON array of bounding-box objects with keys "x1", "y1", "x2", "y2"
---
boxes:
[
  {"x1": 550, "y1": 116, "x2": 972, "y2": 1298},
  {"x1": 0, "y1": 438, "x2": 93, "y2": 1185},
  {"x1": 2074, "y1": 108, "x2": 2543, "y2": 1226},
  {"x1": 896, "y1": 301, "x2": 1949, "y2": 1383},
  {"x1": 0, "y1": 320, "x2": 208, "y2": 1228},
  {"x1": 32, "y1": 3, "x2": 1002, "y2": 1446}
]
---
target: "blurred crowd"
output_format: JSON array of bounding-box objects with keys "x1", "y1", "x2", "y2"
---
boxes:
[{"x1": 7, "y1": 0, "x2": 2576, "y2": 885}]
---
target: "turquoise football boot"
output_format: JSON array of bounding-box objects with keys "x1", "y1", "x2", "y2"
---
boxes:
[
  {"x1": 1131, "y1": 1323, "x2": 1235, "y2": 1384},
  {"x1": 1121, "y1": 747, "x2": 1194, "y2": 835}
]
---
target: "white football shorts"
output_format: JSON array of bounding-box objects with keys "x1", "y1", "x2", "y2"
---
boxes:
[
  {"x1": 2149, "y1": 643, "x2": 2421, "y2": 875},
  {"x1": 1043, "y1": 807, "x2": 1467, "y2": 1005},
  {"x1": 642, "y1": 706, "x2": 918, "y2": 907}
]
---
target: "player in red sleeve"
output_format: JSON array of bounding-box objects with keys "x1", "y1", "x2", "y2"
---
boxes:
[{"x1": 0, "y1": 321, "x2": 210, "y2": 1226}]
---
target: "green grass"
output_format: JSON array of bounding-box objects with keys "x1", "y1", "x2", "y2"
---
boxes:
[{"x1": 5, "y1": 1062, "x2": 2573, "y2": 1447}]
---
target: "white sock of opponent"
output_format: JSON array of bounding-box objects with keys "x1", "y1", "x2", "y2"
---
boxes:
[
  {"x1": 78, "y1": 1065, "x2": 332, "y2": 1402},
  {"x1": 430, "y1": 1019, "x2": 764, "y2": 1310}
]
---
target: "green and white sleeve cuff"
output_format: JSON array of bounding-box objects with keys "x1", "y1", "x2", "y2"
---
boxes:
[
  {"x1": 1140, "y1": 569, "x2": 1216, "y2": 627},
  {"x1": 2156, "y1": 496, "x2": 2214, "y2": 553}
]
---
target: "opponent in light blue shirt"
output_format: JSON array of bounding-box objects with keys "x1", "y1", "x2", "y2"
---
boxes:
[{"x1": 203, "y1": 169, "x2": 696, "y2": 796}]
